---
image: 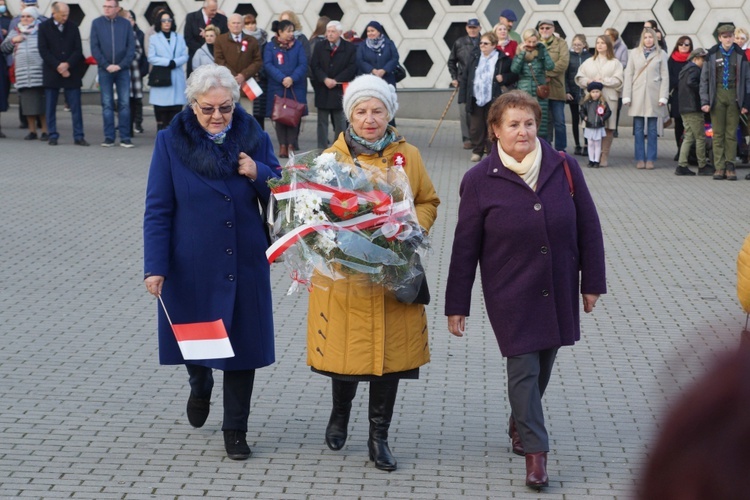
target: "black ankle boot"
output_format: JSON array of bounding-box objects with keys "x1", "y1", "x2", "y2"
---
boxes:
[
  {"x1": 325, "y1": 380, "x2": 358, "y2": 450},
  {"x1": 367, "y1": 380, "x2": 399, "y2": 471}
]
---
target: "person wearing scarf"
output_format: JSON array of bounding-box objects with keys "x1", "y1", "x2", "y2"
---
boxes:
[
  {"x1": 622, "y1": 28, "x2": 669, "y2": 170},
  {"x1": 699, "y1": 24, "x2": 750, "y2": 180},
  {"x1": 445, "y1": 90, "x2": 605, "y2": 491},
  {"x1": 510, "y1": 28, "x2": 555, "y2": 141},
  {"x1": 192, "y1": 23, "x2": 219, "y2": 70},
  {"x1": 307, "y1": 74, "x2": 439, "y2": 473},
  {"x1": 356, "y1": 20, "x2": 400, "y2": 86},
  {"x1": 143, "y1": 64, "x2": 280, "y2": 462},
  {"x1": 668, "y1": 36, "x2": 693, "y2": 158},
  {"x1": 0, "y1": 6, "x2": 47, "y2": 139}
]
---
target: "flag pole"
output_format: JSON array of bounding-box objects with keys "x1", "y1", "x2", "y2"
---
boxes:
[{"x1": 157, "y1": 295, "x2": 174, "y2": 326}]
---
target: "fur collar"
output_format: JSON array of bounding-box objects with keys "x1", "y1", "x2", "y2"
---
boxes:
[{"x1": 169, "y1": 106, "x2": 264, "y2": 179}]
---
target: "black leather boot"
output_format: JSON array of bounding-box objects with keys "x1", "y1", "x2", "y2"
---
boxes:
[
  {"x1": 367, "y1": 380, "x2": 399, "y2": 471},
  {"x1": 325, "y1": 380, "x2": 358, "y2": 450}
]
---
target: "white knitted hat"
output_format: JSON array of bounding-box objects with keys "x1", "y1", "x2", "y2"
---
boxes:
[{"x1": 342, "y1": 74, "x2": 399, "y2": 121}]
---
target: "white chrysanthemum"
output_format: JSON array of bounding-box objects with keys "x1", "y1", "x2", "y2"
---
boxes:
[
  {"x1": 294, "y1": 191, "x2": 323, "y2": 224},
  {"x1": 315, "y1": 167, "x2": 335, "y2": 184},
  {"x1": 314, "y1": 152, "x2": 338, "y2": 169},
  {"x1": 316, "y1": 229, "x2": 337, "y2": 254}
]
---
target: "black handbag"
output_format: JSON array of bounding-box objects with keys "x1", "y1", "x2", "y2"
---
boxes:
[
  {"x1": 393, "y1": 63, "x2": 407, "y2": 83},
  {"x1": 148, "y1": 35, "x2": 176, "y2": 87}
]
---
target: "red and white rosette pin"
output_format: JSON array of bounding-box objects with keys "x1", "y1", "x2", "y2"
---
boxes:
[
  {"x1": 393, "y1": 153, "x2": 406, "y2": 168},
  {"x1": 597, "y1": 105, "x2": 605, "y2": 116},
  {"x1": 241, "y1": 39, "x2": 248, "y2": 52}
]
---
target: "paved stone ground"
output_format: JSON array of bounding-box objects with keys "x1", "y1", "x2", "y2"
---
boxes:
[{"x1": 1, "y1": 105, "x2": 748, "y2": 499}]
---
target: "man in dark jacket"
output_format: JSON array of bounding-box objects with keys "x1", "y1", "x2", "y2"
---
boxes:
[
  {"x1": 699, "y1": 24, "x2": 750, "y2": 180},
  {"x1": 310, "y1": 20, "x2": 356, "y2": 149},
  {"x1": 38, "y1": 1, "x2": 87, "y2": 146},
  {"x1": 184, "y1": 0, "x2": 227, "y2": 77},
  {"x1": 90, "y1": 0, "x2": 135, "y2": 147},
  {"x1": 448, "y1": 18, "x2": 480, "y2": 149},
  {"x1": 676, "y1": 48, "x2": 710, "y2": 176}
]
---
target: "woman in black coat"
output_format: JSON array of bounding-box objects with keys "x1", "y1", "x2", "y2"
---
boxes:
[
  {"x1": 566, "y1": 34, "x2": 591, "y2": 156},
  {"x1": 667, "y1": 36, "x2": 693, "y2": 159},
  {"x1": 461, "y1": 32, "x2": 518, "y2": 162}
]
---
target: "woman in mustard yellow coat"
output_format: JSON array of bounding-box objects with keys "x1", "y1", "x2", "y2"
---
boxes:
[{"x1": 306, "y1": 75, "x2": 440, "y2": 472}]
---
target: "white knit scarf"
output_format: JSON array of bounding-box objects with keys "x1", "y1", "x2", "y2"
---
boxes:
[{"x1": 497, "y1": 138, "x2": 543, "y2": 190}]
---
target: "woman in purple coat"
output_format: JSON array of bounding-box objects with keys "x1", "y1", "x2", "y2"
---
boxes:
[
  {"x1": 444, "y1": 90, "x2": 606, "y2": 490},
  {"x1": 143, "y1": 65, "x2": 279, "y2": 461}
]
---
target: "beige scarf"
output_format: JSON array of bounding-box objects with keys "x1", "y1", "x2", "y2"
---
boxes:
[{"x1": 497, "y1": 138, "x2": 543, "y2": 191}]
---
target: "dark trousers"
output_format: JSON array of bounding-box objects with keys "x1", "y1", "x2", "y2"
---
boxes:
[
  {"x1": 45, "y1": 87, "x2": 84, "y2": 141},
  {"x1": 274, "y1": 121, "x2": 301, "y2": 147},
  {"x1": 674, "y1": 115, "x2": 684, "y2": 150},
  {"x1": 154, "y1": 105, "x2": 182, "y2": 131},
  {"x1": 506, "y1": 348, "x2": 559, "y2": 453},
  {"x1": 186, "y1": 364, "x2": 256, "y2": 432},
  {"x1": 130, "y1": 96, "x2": 143, "y2": 134},
  {"x1": 568, "y1": 100, "x2": 587, "y2": 149},
  {"x1": 615, "y1": 97, "x2": 623, "y2": 132},
  {"x1": 469, "y1": 100, "x2": 491, "y2": 155},
  {"x1": 316, "y1": 107, "x2": 345, "y2": 149}
]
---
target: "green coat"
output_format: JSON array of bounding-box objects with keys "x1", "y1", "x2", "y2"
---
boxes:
[{"x1": 511, "y1": 43, "x2": 555, "y2": 140}]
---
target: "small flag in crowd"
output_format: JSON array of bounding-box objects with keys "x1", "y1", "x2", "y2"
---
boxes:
[
  {"x1": 242, "y1": 79, "x2": 263, "y2": 101},
  {"x1": 158, "y1": 296, "x2": 235, "y2": 360}
]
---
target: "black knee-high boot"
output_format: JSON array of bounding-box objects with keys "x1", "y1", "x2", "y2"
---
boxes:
[
  {"x1": 325, "y1": 380, "x2": 358, "y2": 450},
  {"x1": 368, "y1": 379, "x2": 399, "y2": 471}
]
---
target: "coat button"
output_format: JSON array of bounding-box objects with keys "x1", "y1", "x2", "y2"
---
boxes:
[
  {"x1": 226, "y1": 248, "x2": 233, "y2": 255},
  {"x1": 541, "y1": 289, "x2": 549, "y2": 297},
  {"x1": 224, "y1": 196, "x2": 231, "y2": 202},
  {"x1": 493, "y1": 168, "x2": 498, "y2": 172},
  {"x1": 540, "y1": 246, "x2": 548, "y2": 254},
  {"x1": 534, "y1": 203, "x2": 542, "y2": 211},
  {"x1": 227, "y1": 274, "x2": 235, "y2": 281},
  {"x1": 225, "y1": 221, "x2": 233, "y2": 228}
]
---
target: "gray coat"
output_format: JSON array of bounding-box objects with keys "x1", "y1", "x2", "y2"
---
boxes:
[
  {"x1": 622, "y1": 48, "x2": 669, "y2": 118},
  {"x1": 699, "y1": 43, "x2": 750, "y2": 110},
  {"x1": 191, "y1": 43, "x2": 214, "y2": 70},
  {"x1": 0, "y1": 25, "x2": 43, "y2": 89}
]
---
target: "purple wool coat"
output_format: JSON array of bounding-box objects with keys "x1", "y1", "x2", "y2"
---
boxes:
[{"x1": 444, "y1": 140, "x2": 606, "y2": 358}]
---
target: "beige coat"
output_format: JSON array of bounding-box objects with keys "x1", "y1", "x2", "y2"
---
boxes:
[
  {"x1": 575, "y1": 55, "x2": 624, "y2": 130},
  {"x1": 622, "y1": 48, "x2": 669, "y2": 118},
  {"x1": 306, "y1": 134, "x2": 440, "y2": 376},
  {"x1": 544, "y1": 35, "x2": 569, "y2": 101},
  {"x1": 738, "y1": 234, "x2": 750, "y2": 314}
]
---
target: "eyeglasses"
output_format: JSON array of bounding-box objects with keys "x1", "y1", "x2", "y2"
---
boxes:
[
  {"x1": 539, "y1": 26, "x2": 553, "y2": 30},
  {"x1": 194, "y1": 102, "x2": 234, "y2": 115},
  {"x1": 479, "y1": 41, "x2": 492, "y2": 45},
  {"x1": 679, "y1": 42, "x2": 691, "y2": 46},
  {"x1": 160, "y1": 18, "x2": 173, "y2": 23}
]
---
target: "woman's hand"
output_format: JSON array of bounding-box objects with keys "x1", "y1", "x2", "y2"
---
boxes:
[
  {"x1": 496, "y1": 74, "x2": 504, "y2": 83},
  {"x1": 566, "y1": 93, "x2": 573, "y2": 101},
  {"x1": 282, "y1": 76, "x2": 293, "y2": 88},
  {"x1": 238, "y1": 152, "x2": 257, "y2": 180},
  {"x1": 447, "y1": 315, "x2": 466, "y2": 337},
  {"x1": 582, "y1": 294, "x2": 599, "y2": 313},
  {"x1": 12, "y1": 34, "x2": 24, "y2": 43},
  {"x1": 372, "y1": 68, "x2": 386, "y2": 78},
  {"x1": 144, "y1": 276, "x2": 165, "y2": 297}
]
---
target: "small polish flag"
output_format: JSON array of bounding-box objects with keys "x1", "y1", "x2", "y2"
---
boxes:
[
  {"x1": 158, "y1": 296, "x2": 235, "y2": 360},
  {"x1": 242, "y1": 78, "x2": 263, "y2": 101},
  {"x1": 341, "y1": 82, "x2": 349, "y2": 94}
]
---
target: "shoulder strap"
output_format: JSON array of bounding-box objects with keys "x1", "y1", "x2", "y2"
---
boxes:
[{"x1": 559, "y1": 151, "x2": 574, "y2": 197}]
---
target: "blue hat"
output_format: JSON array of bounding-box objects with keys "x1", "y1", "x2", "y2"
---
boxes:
[
  {"x1": 500, "y1": 9, "x2": 517, "y2": 22},
  {"x1": 467, "y1": 18, "x2": 480, "y2": 27},
  {"x1": 365, "y1": 20, "x2": 384, "y2": 35},
  {"x1": 587, "y1": 81, "x2": 603, "y2": 92}
]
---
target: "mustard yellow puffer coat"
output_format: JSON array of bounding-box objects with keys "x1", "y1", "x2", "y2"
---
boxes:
[
  {"x1": 738, "y1": 234, "x2": 750, "y2": 314},
  {"x1": 306, "y1": 133, "x2": 440, "y2": 376}
]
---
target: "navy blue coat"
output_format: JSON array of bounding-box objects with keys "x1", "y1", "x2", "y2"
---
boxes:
[
  {"x1": 357, "y1": 38, "x2": 399, "y2": 85},
  {"x1": 263, "y1": 37, "x2": 308, "y2": 117},
  {"x1": 144, "y1": 107, "x2": 280, "y2": 370},
  {"x1": 444, "y1": 140, "x2": 606, "y2": 357}
]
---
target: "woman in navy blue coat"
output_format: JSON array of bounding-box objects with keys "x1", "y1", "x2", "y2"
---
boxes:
[
  {"x1": 356, "y1": 21, "x2": 399, "y2": 86},
  {"x1": 444, "y1": 90, "x2": 605, "y2": 490},
  {"x1": 143, "y1": 64, "x2": 279, "y2": 461},
  {"x1": 264, "y1": 19, "x2": 308, "y2": 158}
]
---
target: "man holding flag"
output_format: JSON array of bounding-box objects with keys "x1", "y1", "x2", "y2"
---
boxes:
[{"x1": 214, "y1": 13, "x2": 262, "y2": 113}]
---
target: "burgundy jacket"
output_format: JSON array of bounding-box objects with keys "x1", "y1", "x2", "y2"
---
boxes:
[{"x1": 444, "y1": 140, "x2": 606, "y2": 357}]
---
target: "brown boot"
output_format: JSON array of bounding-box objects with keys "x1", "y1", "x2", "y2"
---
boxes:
[
  {"x1": 525, "y1": 451, "x2": 549, "y2": 490},
  {"x1": 279, "y1": 144, "x2": 288, "y2": 158},
  {"x1": 599, "y1": 130, "x2": 613, "y2": 167},
  {"x1": 508, "y1": 416, "x2": 524, "y2": 456}
]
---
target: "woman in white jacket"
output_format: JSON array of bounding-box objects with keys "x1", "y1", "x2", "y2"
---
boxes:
[
  {"x1": 575, "y1": 34, "x2": 624, "y2": 166},
  {"x1": 621, "y1": 28, "x2": 669, "y2": 170}
]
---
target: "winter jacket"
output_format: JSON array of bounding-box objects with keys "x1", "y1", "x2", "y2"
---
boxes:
[
  {"x1": 214, "y1": 32, "x2": 262, "y2": 82},
  {"x1": 356, "y1": 38, "x2": 399, "y2": 86},
  {"x1": 738, "y1": 233, "x2": 750, "y2": 314},
  {"x1": 612, "y1": 38, "x2": 628, "y2": 69},
  {"x1": 444, "y1": 140, "x2": 606, "y2": 358},
  {"x1": 575, "y1": 55, "x2": 623, "y2": 129},
  {"x1": 90, "y1": 15, "x2": 135, "y2": 70},
  {"x1": 37, "y1": 18, "x2": 84, "y2": 89},
  {"x1": 543, "y1": 34, "x2": 569, "y2": 101},
  {"x1": 460, "y1": 48, "x2": 518, "y2": 113},
  {"x1": 677, "y1": 61, "x2": 702, "y2": 115},
  {"x1": 263, "y1": 36, "x2": 308, "y2": 117},
  {"x1": 448, "y1": 35, "x2": 480, "y2": 84},
  {"x1": 1, "y1": 23, "x2": 43, "y2": 89},
  {"x1": 511, "y1": 43, "x2": 555, "y2": 139},
  {"x1": 310, "y1": 38, "x2": 357, "y2": 110},
  {"x1": 191, "y1": 43, "x2": 214, "y2": 70},
  {"x1": 306, "y1": 132, "x2": 440, "y2": 376},
  {"x1": 147, "y1": 32, "x2": 188, "y2": 107},
  {"x1": 668, "y1": 53, "x2": 689, "y2": 118},
  {"x1": 622, "y1": 48, "x2": 669, "y2": 118},
  {"x1": 580, "y1": 99, "x2": 611, "y2": 129},
  {"x1": 566, "y1": 49, "x2": 591, "y2": 102},
  {"x1": 700, "y1": 43, "x2": 750, "y2": 110},
  {"x1": 143, "y1": 107, "x2": 279, "y2": 370}
]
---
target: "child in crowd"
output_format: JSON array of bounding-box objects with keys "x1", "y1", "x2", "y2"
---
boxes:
[
  {"x1": 580, "y1": 82, "x2": 611, "y2": 168},
  {"x1": 676, "y1": 48, "x2": 711, "y2": 176}
]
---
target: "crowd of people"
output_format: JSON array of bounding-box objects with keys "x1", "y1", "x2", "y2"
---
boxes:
[{"x1": 448, "y1": 12, "x2": 750, "y2": 179}]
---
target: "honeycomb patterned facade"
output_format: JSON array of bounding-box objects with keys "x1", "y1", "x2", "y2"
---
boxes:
[{"x1": 8, "y1": 0, "x2": 750, "y2": 89}]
